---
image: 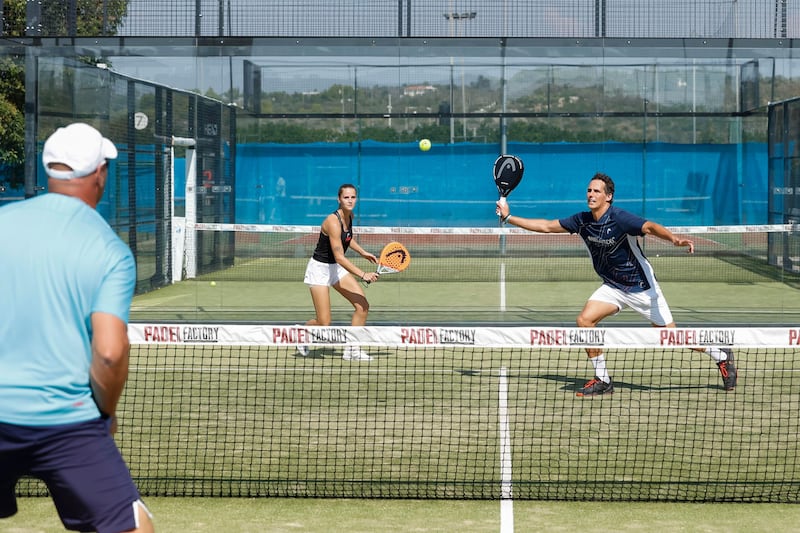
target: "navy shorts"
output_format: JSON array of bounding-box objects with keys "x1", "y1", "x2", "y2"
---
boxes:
[{"x1": 0, "y1": 417, "x2": 144, "y2": 533}]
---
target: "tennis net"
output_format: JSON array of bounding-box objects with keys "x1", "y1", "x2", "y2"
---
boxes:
[
  {"x1": 17, "y1": 324, "x2": 800, "y2": 501},
  {"x1": 178, "y1": 222, "x2": 800, "y2": 284},
  {"x1": 136, "y1": 221, "x2": 800, "y2": 324}
]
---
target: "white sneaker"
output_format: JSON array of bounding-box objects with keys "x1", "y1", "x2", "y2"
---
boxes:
[
  {"x1": 342, "y1": 346, "x2": 373, "y2": 361},
  {"x1": 296, "y1": 345, "x2": 309, "y2": 356}
]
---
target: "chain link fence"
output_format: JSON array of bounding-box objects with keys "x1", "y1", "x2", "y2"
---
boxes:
[{"x1": 4, "y1": 0, "x2": 798, "y2": 39}]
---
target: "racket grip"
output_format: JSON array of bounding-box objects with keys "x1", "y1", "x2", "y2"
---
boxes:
[{"x1": 495, "y1": 196, "x2": 507, "y2": 216}]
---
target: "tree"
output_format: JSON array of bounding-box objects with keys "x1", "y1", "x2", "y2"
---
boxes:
[
  {"x1": 0, "y1": 57, "x2": 25, "y2": 187},
  {"x1": 0, "y1": 0, "x2": 129, "y2": 188},
  {"x1": 3, "y1": 0, "x2": 128, "y2": 36}
]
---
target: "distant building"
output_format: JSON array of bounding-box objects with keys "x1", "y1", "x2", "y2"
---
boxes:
[{"x1": 403, "y1": 85, "x2": 437, "y2": 97}]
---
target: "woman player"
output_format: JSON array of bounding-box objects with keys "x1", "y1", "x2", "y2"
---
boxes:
[{"x1": 297, "y1": 183, "x2": 379, "y2": 360}]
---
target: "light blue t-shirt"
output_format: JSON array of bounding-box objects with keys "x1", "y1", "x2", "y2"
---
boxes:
[{"x1": 0, "y1": 193, "x2": 136, "y2": 426}]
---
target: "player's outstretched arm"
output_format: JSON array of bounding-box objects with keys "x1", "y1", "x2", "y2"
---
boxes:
[
  {"x1": 642, "y1": 221, "x2": 694, "y2": 253},
  {"x1": 496, "y1": 200, "x2": 566, "y2": 233}
]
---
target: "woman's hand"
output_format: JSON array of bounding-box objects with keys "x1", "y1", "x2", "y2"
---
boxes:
[{"x1": 361, "y1": 271, "x2": 380, "y2": 284}]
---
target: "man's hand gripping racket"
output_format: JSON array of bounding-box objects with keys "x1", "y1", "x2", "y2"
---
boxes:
[
  {"x1": 493, "y1": 154, "x2": 524, "y2": 221},
  {"x1": 362, "y1": 242, "x2": 411, "y2": 286}
]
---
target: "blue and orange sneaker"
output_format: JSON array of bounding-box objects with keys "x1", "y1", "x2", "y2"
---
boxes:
[
  {"x1": 717, "y1": 349, "x2": 737, "y2": 391},
  {"x1": 576, "y1": 376, "x2": 614, "y2": 397}
]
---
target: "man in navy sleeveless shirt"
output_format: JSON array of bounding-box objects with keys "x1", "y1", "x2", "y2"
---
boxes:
[{"x1": 496, "y1": 172, "x2": 737, "y2": 396}]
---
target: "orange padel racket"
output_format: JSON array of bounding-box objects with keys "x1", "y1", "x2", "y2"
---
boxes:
[{"x1": 364, "y1": 241, "x2": 411, "y2": 285}]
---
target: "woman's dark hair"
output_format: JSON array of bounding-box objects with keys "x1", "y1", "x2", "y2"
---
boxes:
[{"x1": 338, "y1": 183, "x2": 357, "y2": 196}]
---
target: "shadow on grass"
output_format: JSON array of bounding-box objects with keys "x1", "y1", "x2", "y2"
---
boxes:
[{"x1": 455, "y1": 369, "x2": 721, "y2": 393}]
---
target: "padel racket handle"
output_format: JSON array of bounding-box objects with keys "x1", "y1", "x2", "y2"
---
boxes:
[{"x1": 495, "y1": 196, "x2": 507, "y2": 216}]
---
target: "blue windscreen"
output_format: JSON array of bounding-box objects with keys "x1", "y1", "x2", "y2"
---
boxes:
[{"x1": 178, "y1": 140, "x2": 767, "y2": 227}]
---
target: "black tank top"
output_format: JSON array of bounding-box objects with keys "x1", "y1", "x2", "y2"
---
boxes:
[{"x1": 312, "y1": 210, "x2": 352, "y2": 264}]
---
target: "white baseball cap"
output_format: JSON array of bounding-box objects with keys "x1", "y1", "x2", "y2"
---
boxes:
[{"x1": 42, "y1": 123, "x2": 118, "y2": 180}]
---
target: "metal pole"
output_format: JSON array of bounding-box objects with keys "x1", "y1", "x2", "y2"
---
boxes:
[
  {"x1": 23, "y1": 51, "x2": 38, "y2": 198},
  {"x1": 594, "y1": 0, "x2": 607, "y2": 37},
  {"x1": 67, "y1": 0, "x2": 77, "y2": 35},
  {"x1": 460, "y1": 19, "x2": 467, "y2": 142},
  {"x1": 406, "y1": 0, "x2": 411, "y2": 36},
  {"x1": 398, "y1": 0, "x2": 403, "y2": 36},
  {"x1": 23, "y1": 0, "x2": 42, "y2": 198},
  {"x1": 692, "y1": 60, "x2": 697, "y2": 144},
  {"x1": 446, "y1": 4, "x2": 455, "y2": 144},
  {"x1": 449, "y1": 63, "x2": 454, "y2": 144},
  {"x1": 218, "y1": 0, "x2": 224, "y2": 36},
  {"x1": 500, "y1": 38, "x2": 507, "y2": 154},
  {"x1": 195, "y1": 0, "x2": 202, "y2": 36},
  {"x1": 601, "y1": 0, "x2": 606, "y2": 36},
  {"x1": 127, "y1": 80, "x2": 139, "y2": 256},
  {"x1": 25, "y1": 0, "x2": 41, "y2": 36}
]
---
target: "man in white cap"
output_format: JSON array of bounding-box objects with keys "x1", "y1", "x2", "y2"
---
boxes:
[{"x1": 0, "y1": 123, "x2": 154, "y2": 532}]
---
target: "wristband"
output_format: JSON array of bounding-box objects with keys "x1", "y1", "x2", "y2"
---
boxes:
[{"x1": 502, "y1": 213, "x2": 512, "y2": 223}]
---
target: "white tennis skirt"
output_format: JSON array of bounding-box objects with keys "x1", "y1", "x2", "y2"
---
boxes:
[{"x1": 303, "y1": 258, "x2": 349, "y2": 286}]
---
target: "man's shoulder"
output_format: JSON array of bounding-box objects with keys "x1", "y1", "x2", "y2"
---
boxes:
[
  {"x1": 7, "y1": 192, "x2": 91, "y2": 216},
  {"x1": 565, "y1": 211, "x2": 593, "y2": 223},
  {"x1": 0, "y1": 192, "x2": 50, "y2": 213},
  {"x1": 608, "y1": 205, "x2": 645, "y2": 221},
  {"x1": 0, "y1": 194, "x2": 80, "y2": 232},
  {"x1": 607, "y1": 205, "x2": 647, "y2": 235}
]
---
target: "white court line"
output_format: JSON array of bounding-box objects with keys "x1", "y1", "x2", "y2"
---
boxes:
[
  {"x1": 131, "y1": 366, "x2": 472, "y2": 374},
  {"x1": 499, "y1": 366, "x2": 514, "y2": 533},
  {"x1": 499, "y1": 262, "x2": 507, "y2": 312}
]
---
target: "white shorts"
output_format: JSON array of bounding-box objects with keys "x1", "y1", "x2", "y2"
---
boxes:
[
  {"x1": 589, "y1": 283, "x2": 674, "y2": 326},
  {"x1": 304, "y1": 258, "x2": 350, "y2": 286}
]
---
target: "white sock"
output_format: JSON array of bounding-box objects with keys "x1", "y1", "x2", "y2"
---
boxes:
[
  {"x1": 591, "y1": 354, "x2": 611, "y2": 383},
  {"x1": 704, "y1": 347, "x2": 727, "y2": 363}
]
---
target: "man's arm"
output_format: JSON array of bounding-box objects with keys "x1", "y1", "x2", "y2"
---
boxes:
[
  {"x1": 642, "y1": 221, "x2": 694, "y2": 253},
  {"x1": 496, "y1": 200, "x2": 567, "y2": 233},
  {"x1": 90, "y1": 312, "x2": 130, "y2": 431}
]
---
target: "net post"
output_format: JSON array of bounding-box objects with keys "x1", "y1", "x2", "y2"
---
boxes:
[
  {"x1": 159, "y1": 135, "x2": 197, "y2": 282},
  {"x1": 183, "y1": 144, "x2": 198, "y2": 279},
  {"x1": 168, "y1": 143, "x2": 179, "y2": 283}
]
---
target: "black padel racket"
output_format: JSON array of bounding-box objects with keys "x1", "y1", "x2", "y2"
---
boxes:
[{"x1": 493, "y1": 154, "x2": 524, "y2": 215}]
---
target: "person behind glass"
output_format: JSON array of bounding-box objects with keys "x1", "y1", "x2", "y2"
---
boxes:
[
  {"x1": 0, "y1": 123, "x2": 155, "y2": 532},
  {"x1": 297, "y1": 183, "x2": 379, "y2": 361},
  {"x1": 495, "y1": 172, "x2": 737, "y2": 397}
]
